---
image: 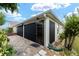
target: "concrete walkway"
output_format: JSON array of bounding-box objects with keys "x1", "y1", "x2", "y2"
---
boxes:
[{"x1": 8, "y1": 35, "x2": 44, "y2": 56}]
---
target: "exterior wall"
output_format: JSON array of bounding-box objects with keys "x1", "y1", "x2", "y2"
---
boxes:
[
  {"x1": 46, "y1": 17, "x2": 63, "y2": 42},
  {"x1": 54, "y1": 23, "x2": 64, "y2": 41},
  {"x1": 59, "y1": 24, "x2": 64, "y2": 34},
  {"x1": 13, "y1": 26, "x2": 17, "y2": 33},
  {"x1": 55, "y1": 22, "x2": 59, "y2": 41}
]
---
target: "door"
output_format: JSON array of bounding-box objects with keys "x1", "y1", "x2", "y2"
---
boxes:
[{"x1": 49, "y1": 21, "x2": 55, "y2": 44}]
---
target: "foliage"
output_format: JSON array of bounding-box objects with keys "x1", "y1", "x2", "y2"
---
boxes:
[
  {"x1": 72, "y1": 36, "x2": 79, "y2": 55},
  {"x1": 59, "y1": 32, "x2": 65, "y2": 42},
  {"x1": 65, "y1": 14, "x2": 79, "y2": 37},
  {"x1": 8, "y1": 28, "x2": 13, "y2": 33},
  {"x1": 0, "y1": 30, "x2": 16, "y2": 56},
  {"x1": 0, "y1": 3, "x2": 18, "y2": 12},
  {"x1": 64, "y1": 48, "x2": 78, "y2": 56},
  {"x1": 64, "y1": 14, "x2": 79, "y2": 50},
  {"x1": 0, "y1": 3, "x2": 18, "y2": 25},
  {"x1": 5, "y1": 28, "x2": 13, "y2": 34},
  {"x1": 0, "y1": 3, "x2": 17, "y2": 56},
  {"x1": 2, "y1": 28, "x2": 13, "y2": 35},
  {"x1": 0, "y1": 12, "x2": 5, "y2": 25}
]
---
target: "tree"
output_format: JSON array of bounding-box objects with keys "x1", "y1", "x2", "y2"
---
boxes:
[
  {"x1": 64, "y1": 14, "x2": 79, "y2": 50},
  {"x1": 0, "y1": 12, "x2": 5, "y2": 25},
  {"x1": 59, "y1": 32, "x2": 65, "y2": 42},
  {"x1": 0, "y1": 3, "x2": 18, "y2": 56},
  {"x1": 0, "y1": 3, "x2": 18, "y2": 25},
  {"x1": 0, "y1": 3, "x2": 18, "y2": 12}
]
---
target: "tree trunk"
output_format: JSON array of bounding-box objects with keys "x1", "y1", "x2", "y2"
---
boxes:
[
  {"x1": 68, "y1": 36, "x2": 72, "y2": 50},
  {"x1": 64, "y1": 35, "x2": 74, "y2": 51},
  {"x1": 69, "y1": 36, "x2": 75, "y2": 50},
  {"x1": 64, "y1": 37, "x2": 67, "y2": 48}
]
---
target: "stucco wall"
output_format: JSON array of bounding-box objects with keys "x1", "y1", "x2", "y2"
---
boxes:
[
  {"x1": 55, "y1": 23, "x2": 64, "y2": 41},
  {"x1": 13, "y1": 26, "x2": 17, "y2": 33}
]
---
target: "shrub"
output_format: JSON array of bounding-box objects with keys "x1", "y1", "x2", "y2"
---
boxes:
[
  {"x1": 3, "y1": 28, "x2": 13, "y2": 34},
  {"x1": 59, "y1": 32, "x2": 65, "y2": 42},
  {"x1": 0, "y1": 29, "x2": 16, "y2": 56},
  {"x1": 7, "y1": 28, "x2": 13, "y2": 33}
]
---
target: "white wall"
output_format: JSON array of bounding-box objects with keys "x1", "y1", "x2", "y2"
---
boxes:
[
  {"x1": 54, "y1": 23, "x2": 64, "y2": 41},
  {"x1": 13, "y1": 26, "x2": 17, "y2": 33},
  {"x1": 59, "y1": 25, "x2": 64, "y2": 34},
  {"x1": 55, "y1": 22, "x2": 59, "y2": 41}
]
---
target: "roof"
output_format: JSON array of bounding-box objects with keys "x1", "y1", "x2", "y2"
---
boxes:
[
  {"x1": 12, "y1": 9, "x2": 64, "y2": 27},
  {"x1": 9, "y1": 21, "x2": 19, "y2": 28},
  {"x1": 44, "y1": 10, "x2": 64, "y2": 26}
]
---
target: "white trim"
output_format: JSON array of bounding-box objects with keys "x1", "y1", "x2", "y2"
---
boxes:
[
  {"x1": 44, "y1": 17, "x2": 49, "y2": 47},
  {"x1": 23, "y1": 25, "x2": 24, "y2": 38},
  {"x1": 13, "y1": 26, "x2": 17, "y2": 33},
  {"x1": 55, "y1": 22, "x2": 58, "y2": 41},
  {"x1": 46, "y1": 17, "x2": 59, "y2": 42}
]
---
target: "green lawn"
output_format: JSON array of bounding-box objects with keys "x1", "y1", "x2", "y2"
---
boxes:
[
  {"x1": 61, "y1": 36, "x2": 79, "y2": 56},
  {"x1": 72, "y1": 36, "x2": 79, "y2": 55}
]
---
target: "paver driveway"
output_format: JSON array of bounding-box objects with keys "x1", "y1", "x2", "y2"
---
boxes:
[{"x1": 8, "y1": 35, "x2": 44, "y2": 56}]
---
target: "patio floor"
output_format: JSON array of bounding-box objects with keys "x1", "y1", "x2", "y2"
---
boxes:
[
  {"x1": 8, "y1": 35, "x2": 64, "y2": 56},
  {"x1": 8, "y1": 35, "x2": 44, "y2": 56}
]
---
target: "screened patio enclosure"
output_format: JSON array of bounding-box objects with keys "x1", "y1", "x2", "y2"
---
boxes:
[
  {"x1": 17, "y1": 25, "x2": 23, "y2": 37},
  {"x1": 17, "y1": 20, "x2": 44, "y2": 45},
  {"x1": 14, "y1": 10, "x2": 64, "y2": 47}
]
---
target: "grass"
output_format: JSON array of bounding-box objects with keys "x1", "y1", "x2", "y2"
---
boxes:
[
  {"x1": 60, "y1": 36, "x2": 79, "y2": 56},
  {"x1": 72, "y1": 36, "x2": 79, "y2": 55}
]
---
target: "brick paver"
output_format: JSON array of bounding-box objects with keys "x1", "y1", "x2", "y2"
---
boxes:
[
  {"x1": 8, "y1": 35, "x2": 62, "y2": 56},
  {"x1": 8, "y1": 35, "x2": 44, "y2": 56}
]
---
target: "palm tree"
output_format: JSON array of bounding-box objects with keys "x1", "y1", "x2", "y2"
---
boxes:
[{"x1": 0, "y1": 3, "x2": 18, "y2": 12}]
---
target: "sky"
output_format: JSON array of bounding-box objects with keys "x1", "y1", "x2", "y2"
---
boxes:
[{"x1": 1, "y1": 3, "x2": 79, "y2": 29}]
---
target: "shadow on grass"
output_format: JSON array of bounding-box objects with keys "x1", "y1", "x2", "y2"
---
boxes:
[{"x1": 64, "y1": 48, "x2": 78, "y2": 56}]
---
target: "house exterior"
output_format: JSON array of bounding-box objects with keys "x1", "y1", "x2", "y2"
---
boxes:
[
  {"x1": 12, "y1": 10, "x2": 64, "y2": 47},
  {"x1": 9, "y1": 21, "x2": 18, "y2": 28}
]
